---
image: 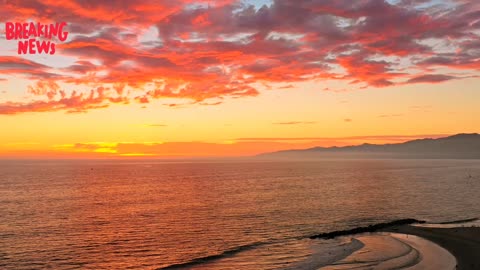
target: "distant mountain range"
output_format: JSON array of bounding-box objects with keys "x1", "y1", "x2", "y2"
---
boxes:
[{"x1": 258, "y1": 133, "x2": 480, "y2": 159}]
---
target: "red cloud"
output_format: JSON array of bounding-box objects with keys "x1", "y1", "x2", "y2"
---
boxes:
[
  {"x1": 1, "y1": 0, "x2": 479, "y2": 114},
  {"x1": 407, "y1": 74, "x2": 458, "y2": 84}
]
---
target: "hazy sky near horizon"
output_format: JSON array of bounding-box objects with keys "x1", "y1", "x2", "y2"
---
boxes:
[{"x1": 0, "y1": 0, "x2": 479, "y2": 157}]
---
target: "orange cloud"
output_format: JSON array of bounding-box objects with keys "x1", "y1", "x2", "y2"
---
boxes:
[
  {"x1": 0, "y1": 86, "x2": 127, "y2": 114},
  {"x1": 273, "y1": 121, "x2": 317, "y2": 125},
  {"x1": 1, "y1": 0, "x2": 480, "y2": 114},
  {"x1": 0, "y1": 134, "x2": 452, "y2": 158},
  {"x1": 46, "y1": 141, "x2": 334, "y2": 158}
]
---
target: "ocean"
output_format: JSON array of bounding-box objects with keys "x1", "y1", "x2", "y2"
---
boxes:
[{"x1": 1, "y1": 159, "x2": 479, "y2": 269}]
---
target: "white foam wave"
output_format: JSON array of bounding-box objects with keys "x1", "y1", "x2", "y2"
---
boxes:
[{"x1": 318, "y1": 233, "x2": 456, "y2": 270}]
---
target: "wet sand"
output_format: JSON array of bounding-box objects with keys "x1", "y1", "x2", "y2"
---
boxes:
[{"x1": 383, "y1": 225, "x2": 480, "y2": 270}]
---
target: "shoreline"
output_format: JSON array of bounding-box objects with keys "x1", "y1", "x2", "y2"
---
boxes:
[
  {"x1": 308, "y1": 219, "x2": 480, "y2": 269},
  {"x1": 382, "y1": 224, "x2": 480, "y2": 270}
]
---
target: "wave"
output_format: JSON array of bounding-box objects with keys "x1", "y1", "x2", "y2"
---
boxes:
[
  {"x1": 309, "y1": 218, "x2": 425, "y2": 239},
  {"x1": 386, "y1": 237, "x2": 421, "y2": 269},
  {"x1": 438, "y1": 217, "x2": 478, "y2": 224},
  {"x1": 320, "y1": 233, "x2": 457, "y2": 270},
  {"x1": 367, "y1": 234, "x2": 422, "y2": 269},
  {"x1": 157, "y1": 241, "x2": 268, "y2": 269},
  {"x1": 284, "y1": 238, "x2": 365, "y2": 270},
  {"x1": 413, "y1": 217, "x2": 480, "y2": 228},
  {"x1": 159, "y1": 217, "x2": 471, "y2": 269}
]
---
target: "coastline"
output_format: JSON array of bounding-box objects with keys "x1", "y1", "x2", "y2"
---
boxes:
[
  {"x1": 308, "y1": 219, "x2": 480, "y2": 269},
  {"x1": 382, "y1": 224, "x2": 480, "y2": 270}
]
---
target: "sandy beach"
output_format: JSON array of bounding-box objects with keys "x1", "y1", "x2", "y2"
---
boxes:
[{"x1": 383, "y1": 224, "x2": 480, "y2": 270}]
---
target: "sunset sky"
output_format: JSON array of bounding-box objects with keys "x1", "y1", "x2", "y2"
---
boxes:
[{"x1": 1, "y1": 0, "x2": 479, "y2": 158}]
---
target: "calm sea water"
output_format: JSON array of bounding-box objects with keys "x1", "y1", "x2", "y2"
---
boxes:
[{"x1": 0, "y1": 159, "x2": 479, "y2": 269}]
